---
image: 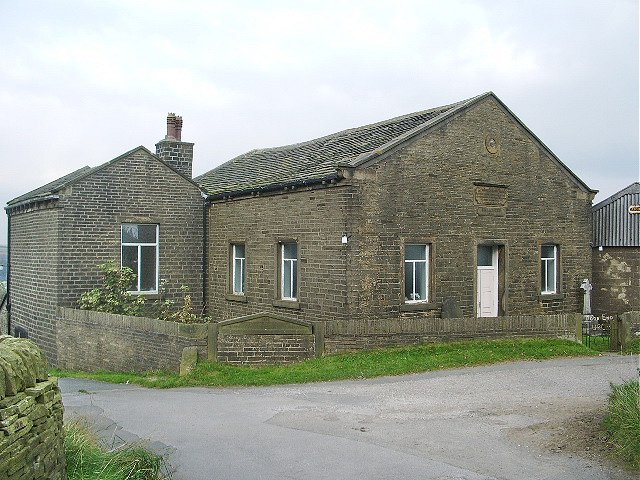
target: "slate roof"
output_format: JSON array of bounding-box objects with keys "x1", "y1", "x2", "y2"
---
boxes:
[
  {"x1": 7, "y1": 166, "x2": 93, "y2": 207},
  {"x1": 6, "y1": 146, "x2": 203, "y2": 210},
  {"x1": 195, "y1": 94, "x2": 486, "y2": 196}
]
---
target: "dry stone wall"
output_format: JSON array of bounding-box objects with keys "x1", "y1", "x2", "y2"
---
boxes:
[{"x1": 0, "y1": 336, "x2": 65, "y2": 479}]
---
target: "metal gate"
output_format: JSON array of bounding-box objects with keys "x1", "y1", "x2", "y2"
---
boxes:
[{"x1": 582, "y1": 315, "x2": 611, "y2": 350}]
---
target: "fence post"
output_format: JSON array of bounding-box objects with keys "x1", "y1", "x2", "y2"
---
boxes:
[
  {"x1": 313, "y1": 321, "x2": 325, "y2": 357},
  {"x1": 575, "y1": 313, "x2": 583, "y2": 343},
  {"x1": 207, "y1": 322, "x2": 218, "y2": 362},
  {"x1": 610, "y1": 315, "x2": 620, "y2": 352}
]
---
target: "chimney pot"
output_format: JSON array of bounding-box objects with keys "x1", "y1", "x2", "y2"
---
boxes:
[
  {"x1": 174, "y1": 115, "x2": 183, "y2": 141},
  {"x1": 166, "y1": 113, "x2": 177, "y2": 140}
]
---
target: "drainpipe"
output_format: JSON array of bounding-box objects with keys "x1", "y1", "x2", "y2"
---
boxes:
[
  {"x1": 202, "y1": 193, "x2": 209, "y2": 316},
  {"x1": 5, "y1": 212, "x2": 11, "y2": 335}
]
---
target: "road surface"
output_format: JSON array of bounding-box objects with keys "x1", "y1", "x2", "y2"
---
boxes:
[{"x1": 61, "y1": 354, "x2": 637, "y2": 479}]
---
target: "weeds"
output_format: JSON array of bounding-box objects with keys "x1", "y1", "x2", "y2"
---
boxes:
[
  {"x1": 604, "y1": 380, "x2": 640, "y2": 470},
  {"x1": 65, "y1": 422, "x2": 169, "y2": 480}
]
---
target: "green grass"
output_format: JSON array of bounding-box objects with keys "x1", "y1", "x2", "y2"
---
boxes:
[
  {"x1": 625, "y1": 339, "x2": 640, "y2": 354},
  {"x1": 65, "y1": 423, "x2": 168, "y2": 480},
  {"x1": 604, "y1": 380, "x2": 640, "y2": 470},
  {"x1": 584, "y1": 335, "x2": 611, "y2": 352},
  {"x1": 52, "y1": 338, "x2": 598, "y2": 389}
]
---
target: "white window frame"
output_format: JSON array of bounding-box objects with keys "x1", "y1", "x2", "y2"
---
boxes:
[
  {"x1": 540, "y1": 244, "x2": 558, "y2": 294},
  {"x1": 281, "y1": 242, "x2": 298, "y2": 301},
  {"x1": 232, "y1": 243, "x2": 246, "y2": 295},
  {"x1": 121, "y1": 224, "x2": 159, "y2": 294},
  {"x1": 404, "y1": 244, "x2": 429, "y2": 303}
]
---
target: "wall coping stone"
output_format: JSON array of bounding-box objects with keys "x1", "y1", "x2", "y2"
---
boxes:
[
  {"x1": 58, "y1": 307, "x2": 208, "y2": 339},
  {"x1": 0, "y1": 336, "x2": 49, "y2": 399}
]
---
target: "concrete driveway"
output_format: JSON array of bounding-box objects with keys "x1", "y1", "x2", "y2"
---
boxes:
[{"x1": 60, "y1": 354, "x2": 637, "y2": 480}]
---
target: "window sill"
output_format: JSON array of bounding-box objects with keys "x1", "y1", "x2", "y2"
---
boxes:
[
  {"x1": 539, "y1": 293, "x2": 563, "y2": 301},
  {"x1": 226, "y1": 293, "x2": 248, "y2": 303},
  {"x1": 130, "y1": 292, "x2": 160, "y2": 300},
  {"x1": 400, "y1": 302, "x2": 441, "y2": 312},
  {"x1": 273, "y1": 299, "x2": 301, "y2": 310}
]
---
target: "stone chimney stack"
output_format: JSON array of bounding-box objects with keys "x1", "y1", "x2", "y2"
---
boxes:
[{"x1": 156, "y1": 112, "x2": 194, "y2": 178}]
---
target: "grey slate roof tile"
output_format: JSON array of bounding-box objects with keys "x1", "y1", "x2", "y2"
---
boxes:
[
  {"x1": 195, "y1": 96, "x2": 478, "y2": 196},
  {"x1": 7, "y1": 166, "x2": 93, "y2": 206}
]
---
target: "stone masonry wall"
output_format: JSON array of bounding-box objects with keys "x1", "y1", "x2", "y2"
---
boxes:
[
  {"x1": 0, "y1": 336, "x2": 65, "y2": 479},
  {"x1": 56, "y1": 149, "x2": 204, "y2": 315},
  {"x1": 8, "y1": 149, "x2": 203, "y2": 365},
  {"x1": 324, "y1": 313, "x2": 580, "y2": 354},
  {"x1": 56, "y1": 307, "x2": 207, "y2": 373},
  {"x1": 613, "y1": 311, "x2": 640, "y2": 351},
  {"x1": 592, "y1": 247, "x2": 640, "y2": 315},
  {"x1": 8, "y1": 204, "x2": 60, "y2": 362},
  {"x1": 345, "y1": 95, "x2": 594, "y2": 322},
  {"x1": 216, "y1": 333, "x2": 315, "y2": 364},
  {"x1": 207, "y1": 185, "x2": 350, "y2": 325},
  {"x1": 205, "y1": 96, "x2": 592, "y2": 337},
  {"x1": 155, "y1": 139, "x2": 194, "y2": 178}
]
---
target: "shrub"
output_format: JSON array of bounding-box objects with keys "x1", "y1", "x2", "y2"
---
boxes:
[
  {"x1": 79, "y1": 262, "x2": 145, "y2": 316},
  {"x1": 151, "y1": 284, "x2": 206, "y2": 323}
]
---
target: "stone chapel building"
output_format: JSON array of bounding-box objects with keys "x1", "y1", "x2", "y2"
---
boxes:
[{"x1": 5, "y1": 92, "x2": 598, "y2": 363}]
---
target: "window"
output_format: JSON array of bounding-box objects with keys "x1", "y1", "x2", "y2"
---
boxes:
[
  {"x1": 121, "y1": 224, "x2": 158, "y2": 293},
  {"x1": 405, "y1": 244, "x2": 429, "y2": 303},
  {"x1": 231, "y1": 243, "x2": 246, "y2": 295},
  {"x1": 281, "y1": 242, "x2": 298, "y2": 300},
  {"x1": 540, "y1": 244, "x2": 558, "y2": 294}
]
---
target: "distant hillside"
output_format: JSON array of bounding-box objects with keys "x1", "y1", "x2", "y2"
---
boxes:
[{"x1": 0, "y1": 245, "x2": 6, "y2": 282}]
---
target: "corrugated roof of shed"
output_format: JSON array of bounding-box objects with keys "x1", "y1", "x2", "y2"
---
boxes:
[{"x1": 592, "y1": 182, "x2": 640, "y2": 247}]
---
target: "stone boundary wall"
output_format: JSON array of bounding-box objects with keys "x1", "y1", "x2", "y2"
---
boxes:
[
  {"x1": 0, "y1": 336, "x2": 65, "y2": 479},
  {"x1": 209, "y1": 313, "x2": 321, "y2": 365},
  {"x1": 612, "y1": 311, "x2": 640, "y2": 351},
  {"x1": 55, "y1": 309, "x2": 585, "y2": 367},
  {"x1": 56, "y1": 307, "x2": 207, "y2": 373},
  {"x1": 216, "y1": 334, "x2": 315, "y2": 364},
  {"x1": 323, "y1": 314, "x2": 581, "y2": 354}
]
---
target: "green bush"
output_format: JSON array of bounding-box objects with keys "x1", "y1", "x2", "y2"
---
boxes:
[
  {"x1": 604, "y1": 380, "x2": 640, "y2": 470},
  {"x1": 78, "y1": 262, "x2": 145, "y2": 316}
]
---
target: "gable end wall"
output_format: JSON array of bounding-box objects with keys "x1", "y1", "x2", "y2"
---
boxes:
[
  {"x1": 56, "y1": 149, "x2": 204, "y2": 314},
  {"x1": 346, "y1": 96, "x2": 593, "y2": 320}
]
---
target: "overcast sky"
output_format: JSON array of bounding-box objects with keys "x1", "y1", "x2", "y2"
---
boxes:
[{"x1": 0, "y1": 0, "x2": 638, "y2": 243}]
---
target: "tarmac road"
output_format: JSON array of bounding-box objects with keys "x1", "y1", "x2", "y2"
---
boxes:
[{"x1": 60, "y1": 354, "x2": 638, "y2": 480}]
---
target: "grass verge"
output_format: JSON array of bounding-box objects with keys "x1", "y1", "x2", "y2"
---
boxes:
[
  {"x1": 65, "y1": 422, "x2": 168, "y2": 480},
  {"x1": 52, "y1": 337, "x2": 597, "y2": 388},
  {"x1": 604, "y1": 380, "x2": 640, "y2": 470}
]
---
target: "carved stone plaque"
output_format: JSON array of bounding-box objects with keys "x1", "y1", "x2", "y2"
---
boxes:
[{"x1": 485, "y1": 135, "x2": 499, "y2": 154}]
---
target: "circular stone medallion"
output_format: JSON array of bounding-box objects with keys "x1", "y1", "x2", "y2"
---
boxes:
[{"x1": 485, "y1": 136, "x2": 499, "y2": 154}]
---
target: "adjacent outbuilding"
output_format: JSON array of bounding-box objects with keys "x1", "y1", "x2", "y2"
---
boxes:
[
  {"x1": 5, "y1": 117, "x2": 204, "y2": 363},
  {"x1": 592, "y1": 182, "x2": 640, "y2": 315}
]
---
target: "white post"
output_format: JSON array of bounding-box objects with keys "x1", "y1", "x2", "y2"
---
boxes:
[{"x1": 580, "y1": 278, "x2": 592, "y2": 315}]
